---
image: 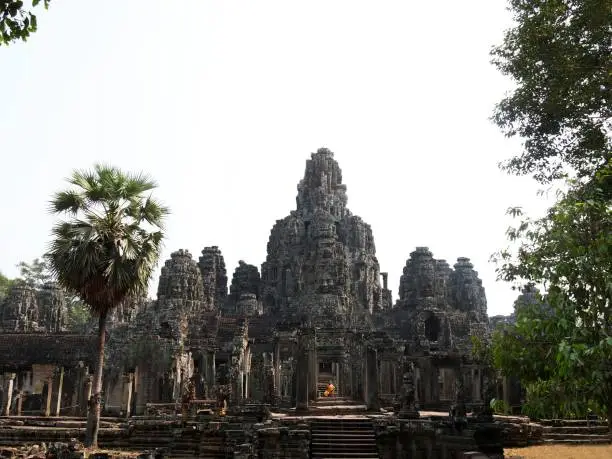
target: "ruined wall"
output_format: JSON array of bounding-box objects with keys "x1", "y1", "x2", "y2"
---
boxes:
[{"x1": 0, "y1": 282, "x2": 66, "y2": 333}]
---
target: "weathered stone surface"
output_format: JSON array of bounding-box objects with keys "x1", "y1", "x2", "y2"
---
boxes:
[
  {"x1": 226, "y1": 261, "x2": 261, "y2": 315},
  {"x1": 0, "y1": 282, "x2": 39, "y2": 332},
  {"x1": 156, "y1": 249, "x2": 204, "y2": 341},
  {"x1": 260, "y1": 148, "x2": 389, "y2": 327},
  {"x1": 0, "y1": 148, "x2": 499, "y2": 435},
  {"x1": 198, "y1": 246, "x2": 228, "y2": 311},
  {"x1": 35, "y1": 283, "x2": 67, "y2": 333}
]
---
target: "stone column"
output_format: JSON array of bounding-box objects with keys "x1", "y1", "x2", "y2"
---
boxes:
[
  {"x1": 121, "y1": 373, "x2": 134, "y2": 418},
  {"x1": 2, "y1": 373, "x2": 16, "y2": 416},
  {"x1": 295, "y1": 330, "x2": 310, "y2": 412},
  {"x1": 308, "y1": 341, "x2": 318, "y2": 401},
  {"x1": 16, "y1": 391, "x2": 24, "y2": 416},
  {"x1": 72, "y1": 363, "x2": 84, "y2": 416},
  {"x1": 83, "y1": 375, "x2": 93, "y2": 417},
  {"x1": 55, "y1": 366, "x2": 64, "y2": 417},
  {"x1": 208, "y1": 351, "x2": 216, "y2": 388},
  {"x1": 365, "y1": 347, "x2": 380, "y2": 411},
  {"x1": 44, "y1": 376, "x2": 53, "y2": 417},
  {"x1": 236, "y1": 371, "x2": 244, "y2": 403},
  {"x1": 273, "y1": 341, "x2": 281, "y2": 399}
]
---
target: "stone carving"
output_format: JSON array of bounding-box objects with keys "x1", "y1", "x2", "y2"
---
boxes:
[
  {"x1": 451, "y1": 257, "x2": 487, "y2": 321},
  {"x1": 261, "y1": 148, "x2": 388, "y2": 327},
  {"x1": 0, "y1": 282, "x2": 39, "y2": 331},
  {"x1": 156, "y1": 249, "x2": 205, "y2": 341},
  {"x1": 226, "y1": 261, "x2": 261, "y2": 315},
  {"x1": 198, "y1": 246, "x2": 228, "y2": 311},
  {"x1": 36, "y1": 283, "x2": 66, "y2": 333},
  {"x1": 1, "y1": 147, "x2": 494, "y2": 422},
  {"x1": 399, "y1": 362, "x2": 420, "y2": 419}
]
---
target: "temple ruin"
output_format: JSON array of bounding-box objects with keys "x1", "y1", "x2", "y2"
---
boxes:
[{"x1": 0, "y1": 148, "x2": 505, "y2": 458}]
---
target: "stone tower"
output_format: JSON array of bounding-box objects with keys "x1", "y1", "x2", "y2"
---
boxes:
[
  {"x1": 156, "y1": 249, "x2": 205, "y2": 341},
  {"x1": 261, "y1": 147, "x2": 390, "y2": 328}
]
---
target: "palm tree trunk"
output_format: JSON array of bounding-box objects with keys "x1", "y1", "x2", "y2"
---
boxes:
[{"x1": 85, "y1": 310, "x2": 108, "y2": 448}]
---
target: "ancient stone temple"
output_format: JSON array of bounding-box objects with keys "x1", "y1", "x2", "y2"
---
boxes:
[{"x1": 0, "y1": 147, "x2": 492, "y2": 421}]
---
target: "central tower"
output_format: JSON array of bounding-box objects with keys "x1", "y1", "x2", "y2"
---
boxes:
[{"x1": 260, "y1": 148, "x2": 391, "y2": 328}]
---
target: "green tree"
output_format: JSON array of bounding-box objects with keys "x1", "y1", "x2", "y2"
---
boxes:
[
  {"x1": 491, "y1": 0, "x2": 611, "y2": 183},
  {"x1": 0, "y1": 0, "x2": 49, "y2": 45},
  {"x1": 491, "y1": 160, "x2": 612, "y2": 426},
  {"x1": 46, "y1": 164, "x2": 168, "y2": 447},
  {"x1": 16, "y1": 257, "x2": 53, "y2": 287},
  {"x1": 0, "y1": 271, "x2": 14, "y2": 301},
  {"x1": 15, "y1": 257, "x2": 93, "y2": 331}
]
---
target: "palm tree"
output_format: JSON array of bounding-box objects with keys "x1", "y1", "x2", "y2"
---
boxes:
[{"x1": 46, "y1": 164, "x2": 169, "y2": 448}]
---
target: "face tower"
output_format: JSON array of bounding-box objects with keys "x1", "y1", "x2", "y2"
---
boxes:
[{"x1": 260, "y1": 148, "x2": 389, "y2": 328}]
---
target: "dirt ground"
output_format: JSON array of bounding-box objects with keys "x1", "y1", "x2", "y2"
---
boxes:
[{"x1": 505, "y1": 444, "x2": 612, "y2": 459}]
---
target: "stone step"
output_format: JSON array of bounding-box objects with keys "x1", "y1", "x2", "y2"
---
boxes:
[
  {"x1": 310, "y1": 418, "x2": 378, "y2": 459},
  {"x1": 543, "y1": 438, "x2": 611, "y2": 444},
  {"x1": 540, "y1": 419, "x2": 608, "y2": 427},
  {"x1": 543, "y1": 426, "x2": 609, "y2": 434},
  {"x1": 311, "y1": 454, "x2": 379, "y2": 458},
  {"x1": 312, "y1": 442, "x2": 378, "y2": 450},
  {"x1": 543, "y1": 433, "x2": 611, "y2": 441},
  {"x1": 311, "y1": 421, "x2": 374, "y2": 427},
  {"x1": 312, "y1": 433, "x2": 376, "y2": 440}
]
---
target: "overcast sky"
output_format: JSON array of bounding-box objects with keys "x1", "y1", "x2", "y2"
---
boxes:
[{"x1": 0, "y1": 0, "x2": 553, "y2": 316}]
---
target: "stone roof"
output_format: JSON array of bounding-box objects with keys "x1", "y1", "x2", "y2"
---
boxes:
[{"x1": 0, "y1": 333, "x2": 98, "y2": 371}]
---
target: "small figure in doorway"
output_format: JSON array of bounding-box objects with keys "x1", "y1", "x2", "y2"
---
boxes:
[{"x1": 323, "y1": 381, "x2": 336, "y2": 397}]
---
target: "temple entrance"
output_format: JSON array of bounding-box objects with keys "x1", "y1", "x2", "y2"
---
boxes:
[{"x1": 319, "y1": 361, "x2": 332, "y2": 374}]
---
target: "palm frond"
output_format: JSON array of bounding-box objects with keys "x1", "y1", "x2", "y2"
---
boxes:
[
  {"x1": 46, "y1": 165, "x2": 168, "y2": 316},
  {"x1": 49, "y1": 190, "x2": 86, "y2": 215}
]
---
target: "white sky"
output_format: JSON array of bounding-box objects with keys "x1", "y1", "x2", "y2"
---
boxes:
[{"x1": 0, "y1": 0, "x2": 553, "y2": 316}]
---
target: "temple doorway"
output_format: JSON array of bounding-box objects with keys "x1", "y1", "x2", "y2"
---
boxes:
[{"x1": 319, "y1": 361, "x2": 332, "y2": 374}]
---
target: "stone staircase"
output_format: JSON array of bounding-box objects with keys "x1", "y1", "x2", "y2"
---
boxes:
[
  {"x1": 309, "y1": 395, "x2": 368, "y2": 416},
  {"x1": 540, "y1": 419, "x2": 611, "y2": 444},
  {"x1": 310, "y1": 418, "x2": 379, "y2": 459}
]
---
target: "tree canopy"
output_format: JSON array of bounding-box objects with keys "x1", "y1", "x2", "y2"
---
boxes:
[
  {"x1": 46, "y1": 164, "x2": 168, "y2": 447},
  {"x1": 491, "y1": 0, "x2": 611, "y2": 183},
  {"x1": 491, "y1": 160, "x2": 612, "y2": 421},
  {"x1": 0, "y1": 0, "x2": 49, "y2": 45},
  {"x1": 0, "y1": 271, "x2": 13, "y2": 301}
]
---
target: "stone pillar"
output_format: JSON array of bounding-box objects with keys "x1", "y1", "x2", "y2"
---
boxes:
[
  {"x1": 365, "y1": 347, "x2": 380, "y2": 411},
  {"x1": 308, "y1": 342, "x2": 318, "y2": 401},
  {"x1": 83, "y1": 375, "x2": 93, "y2": 417},
  {"x1": 273, "y1": 341, "x2": 281, "y2": 399},
  {"x1": 16, "y1": 391, "x2": 24, "y2": 416},
  {"x1": 72, "y1": 363, "x2": 84, "y2": 416},
  {"x1": 236, "y1": 371, "x2": 244, "y2": 403},
  {"x1": 55, "y1": 366, "x2": 64, "y2": 417},
  {"x1": 44, "y1": 376, "x2": 53, "y2": 417},
  {"x1": 208, "y1": 351, "x2": 216, "y2": 388},
  {"x1": 295, "y1": 330, "x2": 310, "y2": 412},
  {"x1": 2, "y1": 373, "x2": 16, "y2": 416},
  {"x1": 121, "y1": 373, "x2": 134, "y2": 418},
  {"x1": 381, "y1": 272, "x2": 388, "y2": 290}
]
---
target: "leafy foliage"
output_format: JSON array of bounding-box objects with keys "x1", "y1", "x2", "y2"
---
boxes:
[
  {"x1": 0, "y1": 271, "x2": 14, "y2": 301},
  {"x1": 14, "y1": 257, "x2": 93, "y2": 331},
  {"x1": 491, "y1": 0, "x2": 611, "y2": 183},
  {"x1": 45, "y1": 164, "x2": 168, "y2": 447},
  {"x1": 16, "y1": 257, "x2": 53, "y2": 287},
  {"x1": 46, "y1": 164, "x2": 169, "y2": 315},
  {"x1": 491, "y1": 160, "x2": 612, "y2": 420},
  {"x1": 0, "y1": 0, "x2": 49, "y2": 45}
]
